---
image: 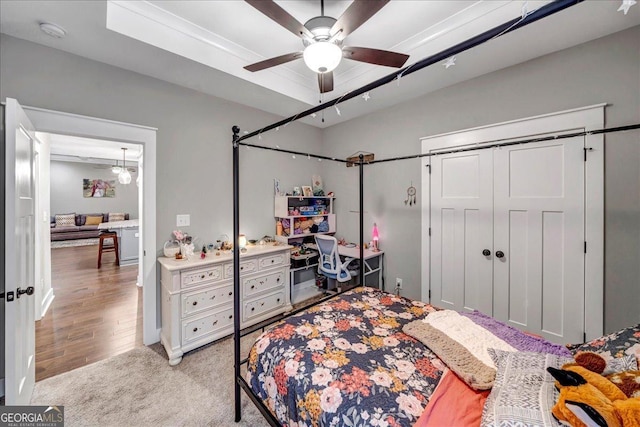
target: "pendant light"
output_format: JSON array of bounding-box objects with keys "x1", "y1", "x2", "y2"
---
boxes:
[
  {"x1": 111, "y1": 160, "x2": 121, "y2": 174},
  {"x1": 118, "y1": 148, "x2": 132, "y2": 185}
]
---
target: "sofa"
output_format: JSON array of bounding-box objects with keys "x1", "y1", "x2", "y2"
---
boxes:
[{"x1": 50, "y1": 213, "x2": 130, "y2": 241}]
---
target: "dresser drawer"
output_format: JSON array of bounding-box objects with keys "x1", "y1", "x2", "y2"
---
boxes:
[
  {"x1": 181, "y1": 284, "x2": 234, "y2": 318},
  {"x1": 259, "y1": 253, "x2": 286, "y2": 270},
  {"x1": 243, "y1": 270, "x2": 285, "y2": 297},
  {"x1": 243, "y1": 291, "x2": 285, "y2": 322},
  {"x1": 182, "y1": 307, "x2": 234, "y2": 345},
  {"x1": 181, "y1": 265, "x2": 224, "y2": 289},
  {"x1": 223, "y1": 259, "x2": 258, "y2": 279}
]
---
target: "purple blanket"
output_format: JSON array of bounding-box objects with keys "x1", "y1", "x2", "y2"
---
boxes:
[{"x1": 461, "y1": 310, "x2": 571, "y2": 357}]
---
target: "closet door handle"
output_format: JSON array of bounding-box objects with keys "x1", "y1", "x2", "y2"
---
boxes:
[
  {"x1": 482, "y1": 249, "x2": 491, "y2": 256},
  {"x1": 495, "y1": 251, "x2": 505, "y2": 259}
]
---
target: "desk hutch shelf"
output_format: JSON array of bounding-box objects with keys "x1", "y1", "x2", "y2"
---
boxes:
[{"x1": 274, "y1": 196, "x2": 336, "y2": 243}]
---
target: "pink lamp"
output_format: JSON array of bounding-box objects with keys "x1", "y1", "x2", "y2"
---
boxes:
[{"x1": 372, "y1": 223, "x2": 380, "y2": 252}]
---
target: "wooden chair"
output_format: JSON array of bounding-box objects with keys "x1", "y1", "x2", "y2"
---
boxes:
[{"x1": 98, "y1": 231, "x2": 119, "y2": 268}]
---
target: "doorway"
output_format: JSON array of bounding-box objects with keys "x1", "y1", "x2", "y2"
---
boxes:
[
  {"x1": 3, "y1": 98, "x2": 157, "y2": 404},
  {"x1": 35, "y1": 133, "x2": 143, "y2": 380}
]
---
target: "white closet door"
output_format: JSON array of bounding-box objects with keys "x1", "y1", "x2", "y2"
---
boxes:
[
  {"x1": 493, "y1": 137, "x2": 585, "y2": 344},
  {"x1": 430, "y1": 149, "x2": 493, "y2": 314}
]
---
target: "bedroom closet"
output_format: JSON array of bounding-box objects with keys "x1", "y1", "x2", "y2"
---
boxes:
[{"x1": 421, "y1": 105, "x2": 605, "y2": 345}]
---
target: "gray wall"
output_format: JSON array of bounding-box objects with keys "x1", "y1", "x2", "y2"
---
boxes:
[
  {"x1": 322, "y1": 26, "x2": 640, "y2": 333},
  {"x1": 50, "y1": 160, "x2": 139, "y2": 219},
  {"x1": 0, "y1": 35, "x2": 324, "y2": 253}
]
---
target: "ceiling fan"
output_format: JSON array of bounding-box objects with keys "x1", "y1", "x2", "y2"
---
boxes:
[{"x1": 244, "y1": 0, "x2": 410, "y2": 94}]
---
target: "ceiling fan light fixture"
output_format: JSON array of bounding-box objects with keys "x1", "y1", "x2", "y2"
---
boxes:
[{"x1": 303, "y1": 41, "x2": 342, "y2": 73}]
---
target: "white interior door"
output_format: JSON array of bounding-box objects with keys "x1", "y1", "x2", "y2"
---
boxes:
[
  {"x1": 430, "y1": 149, "x2": 494, "y2": 314},
  {"x1": 493, "y1": 137, "x2": 585, "y2": 343},
  {"x1": 5, "y1": 98, "x2": 37, "y2": 404}
]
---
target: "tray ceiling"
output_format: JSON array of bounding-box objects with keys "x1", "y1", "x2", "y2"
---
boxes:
[{"x1": 1, "y1": 1, "x2": 639, "y2": 127}]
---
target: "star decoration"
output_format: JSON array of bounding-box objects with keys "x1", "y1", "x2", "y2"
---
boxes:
[
  {"x1": 311, "y1": 113, "x2": 317, "y2": 118},
  {"x1": 335, "y1": 105, "x2": 341, "y2": 116},
  {"x1": 275, "y1": 127, "x2": 279, "y2": 132},
  {"x1": 521, "y1": 1, "x2": 530, "y2": 18},
  {"x1": 618, "y1": 0, "x2": 636, "y2": 14},
  {"x1": 362, "y1": 92, "x2": 371, "y2": 101},
  {"x1": 443, "y1": 56, "x2": 456, "y2": 69}
]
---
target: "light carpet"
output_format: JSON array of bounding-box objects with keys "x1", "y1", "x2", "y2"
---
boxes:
[
  {"x1": 31, "y1": 335, "x2": 270, "y2": 427},
  {"x1": 50, "y1": 238, "x2": 99, "y2": 249}
]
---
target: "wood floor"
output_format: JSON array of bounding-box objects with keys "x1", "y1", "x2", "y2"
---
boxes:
[{"x1": 36, "y1": 244, "x2": 143, "y2": 381}]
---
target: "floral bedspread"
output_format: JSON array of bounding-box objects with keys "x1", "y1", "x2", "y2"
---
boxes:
[{"x1": 246, "y1": 287, "x2": 444, "y2": 427}]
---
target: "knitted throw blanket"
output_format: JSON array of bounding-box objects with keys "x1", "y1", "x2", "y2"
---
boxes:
[{"x1": 403, "y1": 310, "x2": 571, "y2": 390}]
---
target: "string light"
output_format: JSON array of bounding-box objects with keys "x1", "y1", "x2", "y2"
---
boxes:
[
  {"x1": 275, "y1": 127, "x2": 280, "y2": 132},
  {"x1": 311, "y1": 113, "x2": 317, "y2": 119},
  {"x1": 335, "y1": 105, "x2": 341, "y2": 116},
  {"x1": 307, "y1": 154, "x2": 311, "y2": 160},
  {"x1": 362, "y1": 92, "x2": 371, "y2": 101},
  {"x1": 292, "y1": 154, "x2": 296, "y2": 159}
]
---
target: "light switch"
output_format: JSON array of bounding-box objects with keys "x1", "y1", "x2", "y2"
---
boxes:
[{"x1": 176, "y1": 214, "x2": 190, "y2": 227}]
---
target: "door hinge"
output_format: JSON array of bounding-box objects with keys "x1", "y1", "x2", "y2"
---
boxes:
[
  {"x1": 584, "y1": 241, "x2": 587, "y2": 253},
  {"x1": 428, "y1": 227, "x2": 431, "y2": 236},
  {"x1": 5, "y1": 291, "x2": 15, "y2": 302},
  {"x1": 428, "y1": 289, "x2": 431, "y2": 299},
  {"x1": 584, "y1": 147, "x2": 593, "y2": 161},
  {"x1": 144, "y1": 250, "x2": 146, "y2": 256},
  {"x1": 425, "y1": 164, "x2": 431, "y2": 174},
  {"x1": 583, "y1": 332, "x2": 587, "y2": 342}
]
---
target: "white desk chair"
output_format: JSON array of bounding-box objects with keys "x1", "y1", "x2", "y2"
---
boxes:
[{"x1": 315, "y1": 235, "x2": 355, "y2": 290}]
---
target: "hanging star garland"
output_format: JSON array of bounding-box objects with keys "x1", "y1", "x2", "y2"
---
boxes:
[
  {"x1": 618, "y1": 0, "x2": 637, "y2": 14},
  {"x1": 443, "y1": 56, "x2": 456, "y2": 69}
]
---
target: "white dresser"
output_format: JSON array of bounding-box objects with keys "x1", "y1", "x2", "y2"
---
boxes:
[{"x1": 158, "y1": 245, "x2": 291, "y2": 365}]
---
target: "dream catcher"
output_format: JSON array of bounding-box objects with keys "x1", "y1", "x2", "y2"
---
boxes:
[{"x1": 404, "y1": 182, "x2": 417, "y2": 206}]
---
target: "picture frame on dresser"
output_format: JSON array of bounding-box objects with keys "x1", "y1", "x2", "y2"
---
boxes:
[{"x1": 301, "y1": 186, "x2": 313, "y2": 197}]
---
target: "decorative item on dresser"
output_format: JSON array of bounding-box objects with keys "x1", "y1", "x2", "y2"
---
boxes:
[{"x1": 157, "y1": 244, "x2": 291, "y2": 366}]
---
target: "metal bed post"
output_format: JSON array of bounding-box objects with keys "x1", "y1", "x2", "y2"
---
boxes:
[
  {"x1": 359, "y1": 154, "x2": 364, "y2": 286},
  {"x1": 232, "y1": 125, "x2": 242, "y2": 422}
]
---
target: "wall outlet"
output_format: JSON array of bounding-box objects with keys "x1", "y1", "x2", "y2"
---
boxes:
[
  {"x1": 176, "y1": 214, "x2": 190, "y2": 227},
  {"x1": 395, "y1": 278, "x2": 403, "y2": 289}
]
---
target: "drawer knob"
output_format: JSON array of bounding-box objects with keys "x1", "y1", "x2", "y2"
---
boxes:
[
  {"x1": 210, "y1": 296, "x2": 216, "y2": 300},
  {"x1": 276, "y1": 277, "x2": 280, "y2": 282},
  {"x1": 261, "y1": 302, "x2": 265, "y2": 306},
  {"x1": 212, "y1": 320, "x2": 218, "y2": 326},
  {"x1": 193, "y1": 327, "x2": 198, "y2": 332},
  {"x1": 241, "y1": 267, "x2": 244, "y2": 270},
  {"x1": 251, "y1": 307, "x2": 255, "y2": 311},
  {"x1": 271, "y1": 260, "x2": 274, "y2": 263},
  {"x1": 277, "y1": 298, "x2": 280, "y2": 302},
  {"x1": 251, "y1": 285, "x2": 255, "y2": 289},
  {"x1": 201, "y1": 274, "x2": 205, "y2": 279},
  {"x1": 228, "y1": 291, "x2": 232, "y2": 296},
  {"x1": 229, "y1": 315, "x2": 233, "y2": 319},
  {"x1": 193, "y1": 301, "x2": 198, "y2": 306}
]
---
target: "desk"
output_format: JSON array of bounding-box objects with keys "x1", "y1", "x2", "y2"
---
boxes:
[
  {"x1": 336, "y1": 246, "x2": 384, "y2": 288},
  {"x1": 98, "y1": 219, "x2": 139, "y2": 266},
  {"x1": 290, "y1": 244, "x2": 384, "y2": 304}
]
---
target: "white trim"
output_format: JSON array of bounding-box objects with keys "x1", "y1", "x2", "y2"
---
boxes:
[
  {"x1": 22, "y1": 105, "x2": 160, "y2": 345},
  {"x1": 421, "y1": 104, "x2": 605, "y2": 340},
  {"x1": 40, "y1": 288, "x2": 55, "y2": 318}
]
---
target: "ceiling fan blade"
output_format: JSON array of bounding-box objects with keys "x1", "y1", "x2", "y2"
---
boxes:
[
  {"x1": 318, "y1": 72, "x2": 334, "y2": 94},
  {"x1": 342, "y1": 46, "x2": 409, "y2": 68},
  {"x1": 245, "y1": 0, "x2": 313, "y2": 39},
  {"x1": 330, "y1": 0, "x2": 389, "y2": 41},
  {"x1": 244, "y1": 52, "x2": 303, "y2": 72}
]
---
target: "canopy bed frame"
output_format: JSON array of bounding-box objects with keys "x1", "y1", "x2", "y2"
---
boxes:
[{"x1": 230, "y1": 0, "x2": 640, "y2": 425}]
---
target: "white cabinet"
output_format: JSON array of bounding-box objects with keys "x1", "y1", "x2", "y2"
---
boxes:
[
  {"x1": 158, "y1": 245, "x2": 291, "y2": 365},
  {"x1": 274, "y1": 196, "x2": 336, "y2": 243}
]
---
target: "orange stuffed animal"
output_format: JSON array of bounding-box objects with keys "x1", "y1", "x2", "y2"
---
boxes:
[{"x1": 547, "y1": 365, "x2": 640, "y2": 427}]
